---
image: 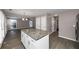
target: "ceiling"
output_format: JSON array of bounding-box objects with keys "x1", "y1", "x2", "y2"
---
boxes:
[{"x1": 2, "y1": 9, "x2": 75, "y2": 19}]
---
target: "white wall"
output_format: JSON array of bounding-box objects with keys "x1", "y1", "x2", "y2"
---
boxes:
[
  {"x1": 59, "y1": 10, "x2": 79, "y2": 41},
  {"x1": 0, "y1": 10, "x2": 7, "y2": 47}
]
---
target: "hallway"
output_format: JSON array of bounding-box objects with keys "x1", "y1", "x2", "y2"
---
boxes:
[{"x1": 1, "y1": 29, "x2": 25, "y2": 49}]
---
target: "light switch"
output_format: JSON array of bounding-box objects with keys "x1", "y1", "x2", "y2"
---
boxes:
[{"x1": 73, "y1": 25, "x2": 76, "y2": 28}]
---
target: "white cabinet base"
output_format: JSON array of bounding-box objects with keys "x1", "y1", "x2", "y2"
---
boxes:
[{"x1": 21, "y1": 31, "x2": 49, "y2": 49}]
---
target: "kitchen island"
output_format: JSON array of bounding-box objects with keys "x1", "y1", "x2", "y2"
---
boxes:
[{"x1": 21, "y1": 29, "x2": 50, "y2": 49}]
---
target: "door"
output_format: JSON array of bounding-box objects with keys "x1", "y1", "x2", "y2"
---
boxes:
[
  {"x1": 76, "y1": 14, "x2": 79, "y2": 40},
  {"x1": 51, "y1": 17, "x2": 55, "y2": 32},
  {"x1": 8, "y1": 19, "x2": 17, "y2": 30},
  {"x1": 54, "y1": 16, "x2": 59, "y2": 32}
]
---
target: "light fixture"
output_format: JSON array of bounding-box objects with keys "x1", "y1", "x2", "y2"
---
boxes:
[
  {"x1": 25, "y1": 18, "x2": 28, "y2": 21},
  {"x1": 22, "y1": 12, "x2": 28, "y2": 21},
  {"x1": 22, "y1": 18, "x2": 25, "y2": 21}
]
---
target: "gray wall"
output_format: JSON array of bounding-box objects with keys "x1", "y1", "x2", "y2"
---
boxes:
[
  {"x1": 29, "y1": 17, "x2": 36, "y2": 28},
  {"x1": 17, "y1": 19, "x2": 29, "y2": 29},
  {"x1": 7, "y1": 17, "x2": 35, "y2": 30},
  {"x1": 47, "y1": 15, "x2": 52, "y2": 32},
  {"x1": 59, "y1": 10, "x2": 79, "y2": 41}
]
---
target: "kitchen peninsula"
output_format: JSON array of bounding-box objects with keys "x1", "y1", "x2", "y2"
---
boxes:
[{"x1": 21, "y1": 29, "x2": 50, "y2": 49}]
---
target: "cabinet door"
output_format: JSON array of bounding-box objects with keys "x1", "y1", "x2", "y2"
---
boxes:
[
  {"x1": 21, "y1": 31, "x2": 25, "y2": 46},
  {"x1": 24, "y1": 34, "x2": 29, "y2": 48},
  {"x1": 36, "y1": 17, "x2": 40, "y2": 29},
  {"x1": 21, "y1": 31, "x2": 29, "y2": 48},
  {"x1": 27, "y1": 35, "x2": 37, "y2": 49},
  {"x1": 21, "y1": 31, "x2": 25, "y2": 40},
  {"x1": 28, "y1": 39, "x2": 37, "y2": 49},
  {"x1": 34, "y1": 35, "x2": 49, "y2": 49},
  {"x1": 41, "y1": 16, "x2": 47, "y2": 31}
]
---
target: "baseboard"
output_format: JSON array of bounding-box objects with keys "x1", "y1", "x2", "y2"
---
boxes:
[{"x1": 59, "y1": 36, "x2": 76, "y2": 41}]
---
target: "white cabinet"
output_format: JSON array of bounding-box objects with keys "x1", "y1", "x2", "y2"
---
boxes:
[
  {"x1": 21, "y1": 31, "x2": 35, "y2": 49},
  {"x1": 21, "y1": 31, "x2": 29, "y2": 48},
  {"x1": 35, "y1": 35, "x2": 49, "y2": 49},
  {"x1": 21, "y1": 31, "x2": 49, "y2": 49}
]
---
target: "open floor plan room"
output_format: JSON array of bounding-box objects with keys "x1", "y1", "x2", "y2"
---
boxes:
[{"x1": 0, "y1": 9, "x2": 79, "y2": 49}]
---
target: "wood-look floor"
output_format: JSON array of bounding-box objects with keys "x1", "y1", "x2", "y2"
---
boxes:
[
  {"x1": 1, "y1": 29, "x2": 25, "y2": 49},
  {"x1": 49, "y1": 32, "x2": 79, "y2": 49},
  {"x1": 1, "y1": 29, "x2": 79, "y2": 49}
]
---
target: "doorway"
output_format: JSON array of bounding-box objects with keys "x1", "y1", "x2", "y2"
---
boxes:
[
  {"x1": 75, "y1": 14, "x2": 79, "y2": 41},
  {"x1": 51, "y1": 16, "x2": 59, "y2": 33},
  {"x1": 54, "y1": 16, "x2": 59, "y2": 32},
  {"x1": 8, "y1": 19, "x2": 17, "y2": 30}
]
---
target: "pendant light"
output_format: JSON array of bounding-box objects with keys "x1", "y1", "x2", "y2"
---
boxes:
[
  {"x1": 22, "y1": 17, "x2": 25, "y2": 21},
  {"x1": 25, "y1": 18, "x2": 28, "y2": 21},
  {"x1": 22, "y1": 12, "x2": 28, "y2": 21}
]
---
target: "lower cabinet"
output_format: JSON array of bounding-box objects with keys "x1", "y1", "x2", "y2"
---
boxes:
[
  {"x1": 21, "y1": 31, "x2": 29, "y2": 48},
  {"x1": 21, "y1": 31, "x2": 49, "y2": 49}
]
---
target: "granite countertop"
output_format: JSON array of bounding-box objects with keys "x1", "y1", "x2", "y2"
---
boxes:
[{"x1": 21, "y1": 29, "x2": 50, "y2": 40}]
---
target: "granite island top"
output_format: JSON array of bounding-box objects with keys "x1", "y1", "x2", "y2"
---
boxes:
[{"x1": 21, "y1": 29, "x2": 51, "y2": 40}]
